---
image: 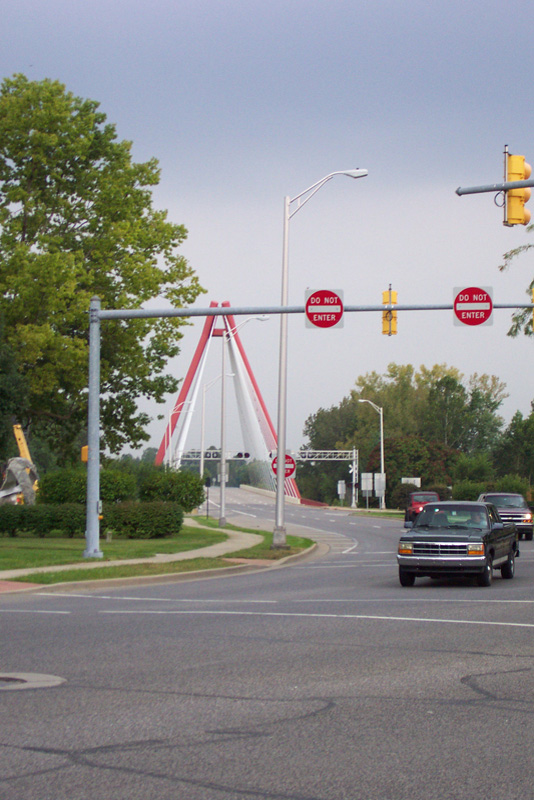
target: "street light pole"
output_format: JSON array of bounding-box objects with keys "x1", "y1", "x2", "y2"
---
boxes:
[
  {"x1": 273, "y1": 169, "x2": 368, "y2": 547},
  {"x1": 358, "y1": 398, "x2": 385, "y2": 509}
]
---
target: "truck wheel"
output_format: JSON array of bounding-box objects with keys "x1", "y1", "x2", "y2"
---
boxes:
[
  {"x1": 477, "y1": 556, "x2": 493, "y2": 587},
  {"x1": 399, "y1": 568, "x2": 415, "y2": 587},
  {"x1": 501, "y1": 549, "x2": 515, "y2": 580},
  {"x1": 526, "y1": 530, "x2": 533, "y2": 541}
]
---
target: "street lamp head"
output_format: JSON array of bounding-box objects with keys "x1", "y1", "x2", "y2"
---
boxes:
[{"x1": 343, "y1": 169, "x2": 368, "y2": 179}]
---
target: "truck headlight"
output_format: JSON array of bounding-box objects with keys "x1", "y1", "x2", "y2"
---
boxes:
[
  {"x1": 467, "y1": 543, "x2": 484, "y2": 556},
  {"x1": 398, "y1": 542, "x2": 413, "y2": 555}
]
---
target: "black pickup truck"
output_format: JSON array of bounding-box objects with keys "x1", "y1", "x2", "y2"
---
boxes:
[{"x1": 397, "y1": 500, "x2": 518, "y2": 587}]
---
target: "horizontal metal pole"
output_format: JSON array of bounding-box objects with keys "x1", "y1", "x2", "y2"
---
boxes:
[
  {"x1": 456, "y1": 178, "x2": 534, "y2": 196},
  {"x1": 97, "y1": 302, "x2": 534, "y2": 320}
]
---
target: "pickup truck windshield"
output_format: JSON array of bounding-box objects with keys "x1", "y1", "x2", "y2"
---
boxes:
[{"x1": 415, "y1": 506, "x2": 489, "y2": 530}]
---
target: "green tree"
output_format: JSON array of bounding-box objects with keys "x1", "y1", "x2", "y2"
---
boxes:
[
  {"x1": 301, "y1": 363, "x2": 507, "y2": 503},
  {"x1": 0, "y1": 74, "x2": 204, "y2": 462},
  {"x1": 493, "y1": 407, "x2": 534, "y2": 483},
  {"x1": 498, "y1": 225, "x2": 534, "y2": 336},
  {"x1": 0, "y1": 315, "x2": 27, "y2": 459}
]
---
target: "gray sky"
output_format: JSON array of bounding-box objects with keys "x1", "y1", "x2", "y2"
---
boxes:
[{"x1": 3, "y1": 0, "x2": 534, "y2": 455}]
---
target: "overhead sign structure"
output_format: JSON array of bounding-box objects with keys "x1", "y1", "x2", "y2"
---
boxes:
[
  {"x1": 305, "y1": 289, "x2": 344, "y2": 329},
  {"x1": 453, "y1": 286, "x2": 493, "y2": 327},
  {"x1": 271, "y1": 454, "x2": 297, "y2": 479}
]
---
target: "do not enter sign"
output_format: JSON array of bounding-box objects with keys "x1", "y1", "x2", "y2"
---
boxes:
[
  {"x1": 453, "y1": 286, "x2": 493, "y2": 327},
  {"x1": 271, "y1": 454, "x2": 296, "y2": 478},
  {"x1": 305, "y1": 289, "x2": 344, "y2": 329}
]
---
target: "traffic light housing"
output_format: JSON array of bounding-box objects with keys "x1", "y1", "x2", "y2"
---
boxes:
[
  {"x1": 382, "y1": 288, "x2": 398, "y2": 335},
  {"x1": 505, "y1": 153, "x2": 532, "y2": 226}
]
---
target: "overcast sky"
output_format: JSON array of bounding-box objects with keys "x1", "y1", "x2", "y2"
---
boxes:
[{"x1": 3, "y1": 0, "x2": 534, "y2": 456}]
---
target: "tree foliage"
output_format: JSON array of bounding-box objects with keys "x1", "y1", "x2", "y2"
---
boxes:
[
  {"x1": 0, "y1": 74, "x2": 205, "y2": 461},
  {"x1": 492, "y1": 406, "x2": 534, "y2": 484},
  {"x1": 498, "y1": 223, "x2": 534, "y2": 336},
  {"x1": 302, "y1": 362, "x2": 508, "y2": 504},
  {"x1": 0, "y1": 314, "x2": 26, "y2": 457}
]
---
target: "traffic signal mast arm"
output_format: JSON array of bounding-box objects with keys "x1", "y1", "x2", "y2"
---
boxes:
[
  {"x1": 456, "y1": 178, "x2": 534, "y2": 195},
  {"x1": 456, "y1": 147, "x2": 532, "y2": 226}
]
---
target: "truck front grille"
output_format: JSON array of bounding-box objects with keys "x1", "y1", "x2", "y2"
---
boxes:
[{"x1": 413, "y1": 542, "x2": 468, "y2": 557}]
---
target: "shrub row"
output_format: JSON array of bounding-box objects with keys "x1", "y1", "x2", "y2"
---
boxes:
[
  {"x1": 0, "y1": 502, "x2": 184, "y2": 539},
  {"x1": 37, "y1": 467, "x2": 205, "y2": 512}
]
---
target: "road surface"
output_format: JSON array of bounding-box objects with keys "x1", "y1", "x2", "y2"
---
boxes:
[{"x1": 2, "y1": 488, "x2": 534, "y2": 799}]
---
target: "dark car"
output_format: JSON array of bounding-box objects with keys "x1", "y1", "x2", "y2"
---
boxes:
[
  {"x1": 397, "y1": 500, "x2": 518, "y2": 587},
  {"x1": 477, "y1": 493, "x2": 533, "y2": 541},
  {"x1": 404, "y1": 491, "x2": 440, "y2": 526}
]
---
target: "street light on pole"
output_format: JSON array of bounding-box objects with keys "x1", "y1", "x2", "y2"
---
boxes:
[
  {"x1": 358, "y1": 398, "x2": 385, "y2": 509},
  {"x1": 273, "y1": 169, "x2": 368, "y2": 547}
]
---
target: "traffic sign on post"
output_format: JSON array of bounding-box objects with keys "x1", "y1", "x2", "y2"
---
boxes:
[
  {"x1": 271, "y1": 454, "x2": 296, "y2": 479},
  {"x1": 453, "y1": 286, "x2": 493, "y2": 327},
  {"x1": 305, "y1": 289, "x2": 344, "y2": 329}
]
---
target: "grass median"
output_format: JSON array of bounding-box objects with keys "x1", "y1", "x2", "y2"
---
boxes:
[{"x1": 0, "y1": 518, "x2": 314, "y2": 585}]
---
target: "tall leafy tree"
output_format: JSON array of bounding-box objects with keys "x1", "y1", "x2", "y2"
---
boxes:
[
  {"x1": 0, "y1": 75, "x2": 204, "y2": 461},
  {"x1": 493, "y1": 407, "x2": 534, "y2": 483},
  {"x1": 0, "y1": 314, "x2": 27, "y2": 458},
  {"x1": 498, "y1": 225, "x2": 534, "y2": 336},
  {"x1": 302, "y1": 363, "x2": 507, "y2": 502}
]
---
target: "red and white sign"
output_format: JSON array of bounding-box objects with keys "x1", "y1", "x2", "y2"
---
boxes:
[
  {"x1": 453, "y1": 286, "x2": 493, "y2": 327},
  {"x1": 305, "y1": 289, "x2": 344, "y2": 329},
  {"x1": 271, "y1": 454, "x2": 296, "y2": 478}
]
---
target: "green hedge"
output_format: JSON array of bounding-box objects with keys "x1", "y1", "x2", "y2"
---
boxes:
[
  {"x1": 452, "y1": 475, "x2": 530, "y2": 501},
  {"x1": 38, "y1": 468, "x2": 137, "y2": 504},
  {"x1": 138, "y1": 470, "x2": 205, "y2": 511},
  {"x1": 103, "y1": 501, "x2": 184, "y2": 539},
  {"x1": 0, "y1": 502, "x2": 183, "y2": 539}
]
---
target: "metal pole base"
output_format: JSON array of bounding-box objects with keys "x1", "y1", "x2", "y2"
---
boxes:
[
  {"x1": 272, "y1": 527, "x2": 289, "y2": 549},
  {"x1": 83, "y1": 548, "x2": 104, "y2": 559}
]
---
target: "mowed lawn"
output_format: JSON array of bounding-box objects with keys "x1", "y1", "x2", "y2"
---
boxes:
[{"x1": 0, "y1": 525, "x2": 228, "y2": 572}]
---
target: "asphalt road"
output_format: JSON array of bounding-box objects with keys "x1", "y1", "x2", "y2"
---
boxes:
[{"x1": 2, "y1": 488, "x2": 534, "y2": 800}]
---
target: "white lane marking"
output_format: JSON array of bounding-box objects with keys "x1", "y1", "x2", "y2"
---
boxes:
[
  {"x1": 37, "y1": 593, "x2": 277, "y2": 603},
  {"x1": 0, "y1": 609, "x2": 70, "y2": 614},
  {"x1": 226, "y1": 509, "x2": 257, "y2": 517},
  {"x1": 98, "y1": 608, "x2": 534, "y2": 629},
  {"x1": 342, "y1": 542, "x2": 359, "y2": 554},
  {"x1": 291, "y1": 597, "x2": 534, "y2": 605}
]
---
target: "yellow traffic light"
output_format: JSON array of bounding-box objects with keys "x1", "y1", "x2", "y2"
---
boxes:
[
  {"x1": 505, "y1": 153, "x2": 531, "y2": 226},
  {"x1": 382, "y1": 288, "x2": 398, "y2": 335}
]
